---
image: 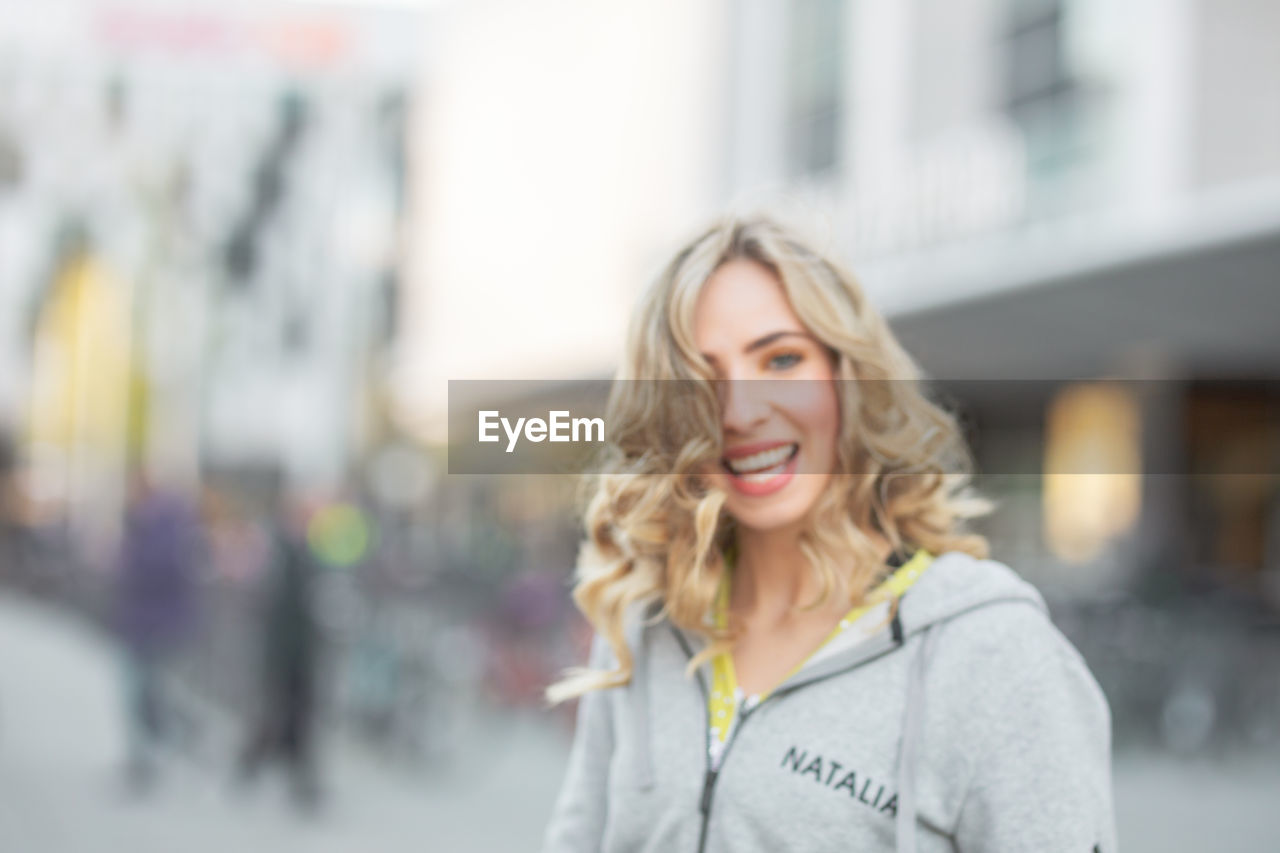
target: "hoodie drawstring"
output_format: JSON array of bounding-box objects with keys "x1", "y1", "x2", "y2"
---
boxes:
[
  {"x1": 896, "y1": 622, "x2": 938, "y2": 853},
  {"x1": 631, "y1": 613, "x2": 655, "y2": 790}
]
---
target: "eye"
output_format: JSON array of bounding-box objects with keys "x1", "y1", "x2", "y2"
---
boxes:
[{"x1": 766, "y1": 351, "x2": 803, "y2": 370}]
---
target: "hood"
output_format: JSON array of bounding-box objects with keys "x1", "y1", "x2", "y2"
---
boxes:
[
  {"x1": 897, "y1": 550, "x2": 1047, "y2": 635},
  {"x1": 709, "y1": 551, "x2": 1047, "y2": 698}
]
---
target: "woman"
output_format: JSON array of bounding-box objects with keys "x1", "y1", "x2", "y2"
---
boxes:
[{"x1": 542, "y1": 217, "x2": 1115, "y2": 852}]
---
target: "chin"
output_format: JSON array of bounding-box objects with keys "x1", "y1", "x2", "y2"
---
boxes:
[{"x1": 722, "y1": 479, "x2": 828, "y2": 534}]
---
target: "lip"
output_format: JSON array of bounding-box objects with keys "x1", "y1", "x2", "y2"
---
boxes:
[
  {"x1": 723, "y1": 439, "x2": 796, "y2": 460},
  {"x1": 723, "y1": 444, "x2": 800, "y2": 497}
]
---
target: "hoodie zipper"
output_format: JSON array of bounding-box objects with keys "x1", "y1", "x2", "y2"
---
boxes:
[
  {"x1": 668, "y1": 627, "x2": 723, "y2": 853},
  {"x1": 671, "y1": 616, "x2": 907, "y2": 853},
  {"x1": 671, "y1": 628, "x2": 771, "y2": 853},
  {"x1": 697, "y1": 696, "x2": 757, "y2": 853}
]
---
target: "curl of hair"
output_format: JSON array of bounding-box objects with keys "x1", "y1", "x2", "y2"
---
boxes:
[{"x1": 546, "y1": 215, "x2": 991, "y2": 705}]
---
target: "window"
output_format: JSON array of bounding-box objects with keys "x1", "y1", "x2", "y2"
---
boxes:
[
  {"x1": 1001, "y1": 0, "x2": 1095, "y2": 180},
  {"x1": 786, "y1": 0, "x2": 847, "y2": 179}
]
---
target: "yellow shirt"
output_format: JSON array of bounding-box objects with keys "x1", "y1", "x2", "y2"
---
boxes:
[{"x1": 708, "y1": 550, "x2": 934, "y2": 755}]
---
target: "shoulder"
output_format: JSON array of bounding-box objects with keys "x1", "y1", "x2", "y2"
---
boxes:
[
  {"x1": 936, "y1": 599, "x2": 1103, "y2": 708},
  {"x1": 915, "y1": 552, "x2": 1089, "y2": 667},
  {"x1": 918, "y1": 553, "x2": 1111, "y2": 738},
  {"x1": 918, "y1": 559, "x2": 1119, "y2": 849}
]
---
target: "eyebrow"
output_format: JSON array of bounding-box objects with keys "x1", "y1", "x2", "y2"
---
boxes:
[{"x1": 701, "y1": 330, "x2": 813, "y2": 363}]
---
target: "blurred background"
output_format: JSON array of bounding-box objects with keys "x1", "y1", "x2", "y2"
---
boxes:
[{"x1": 0, "y1": 0, "x2": 1278, "y2": 850}]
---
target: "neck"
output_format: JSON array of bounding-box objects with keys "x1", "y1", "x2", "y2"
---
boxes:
[{"x1": 730, "y1": 523, "x2": 893, "y2": 628}]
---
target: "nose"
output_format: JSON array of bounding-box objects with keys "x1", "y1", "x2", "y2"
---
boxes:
[{"x1": 719, "y1": 379, "x2": 770, "y2": 435}]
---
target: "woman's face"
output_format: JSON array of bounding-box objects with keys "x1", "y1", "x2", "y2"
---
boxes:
[{"x1": 693, "y1": 259, "x2": 840, "y2": 534}]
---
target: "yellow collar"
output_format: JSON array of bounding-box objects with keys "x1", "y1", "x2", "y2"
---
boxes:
[{"x1": 709, "y1": 549, "x2": 934, "y2": 743}]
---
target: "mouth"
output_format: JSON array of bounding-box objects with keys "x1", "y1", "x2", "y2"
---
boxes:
[{"x1": 721, "y1": 442, "x2": 800, "y2": 495}]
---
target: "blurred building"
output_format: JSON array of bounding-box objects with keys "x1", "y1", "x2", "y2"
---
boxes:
[
  {"x1": 719, "y1": 0, "x2": 1280, "y2": 599},
  {"x1": 0, "y1": 0, "x2": 420, "y2": 541},
  {"x1": 5, "y1": 0, "x2": 1271, "y2": 602},
  {"x1": 398, "y1": 0, "x2": 1280, "y2": 605}
]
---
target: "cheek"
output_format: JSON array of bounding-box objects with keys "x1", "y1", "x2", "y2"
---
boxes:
[{"x1": 796, "y1": 385, "x2": 841, "y2": 451}]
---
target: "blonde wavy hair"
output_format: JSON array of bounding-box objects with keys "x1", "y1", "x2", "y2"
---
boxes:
[{"x1": 547, "y1": 215, "x2": 990, "y2": 704}]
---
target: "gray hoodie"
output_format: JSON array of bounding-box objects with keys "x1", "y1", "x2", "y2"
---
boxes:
[{"x1": 542, "y1": 551, "x2": 1116, "y2": 852}]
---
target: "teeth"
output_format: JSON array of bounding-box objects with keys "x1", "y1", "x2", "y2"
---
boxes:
[
  {"x1": 726, "y1": 444, "x2": 796, "y2": 475},
  {"x1": 739, "y1": 461, "x2": 790, "y2": 483}
]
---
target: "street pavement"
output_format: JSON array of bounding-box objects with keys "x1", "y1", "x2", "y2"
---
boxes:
[
  {"x1": 0, "y1": 591, "x2": 567, "y2": 853},
  {"x1": 2, "y1": 590, "x2": 1278, "y2": 852}
]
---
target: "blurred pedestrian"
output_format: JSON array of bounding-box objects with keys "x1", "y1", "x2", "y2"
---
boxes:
[
  {"x1": 114, "y1": 470, "x2": 201, "y2": 791},
  {"x1": 236, "y1": 495, "x2": 323, "y2": 810}
]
